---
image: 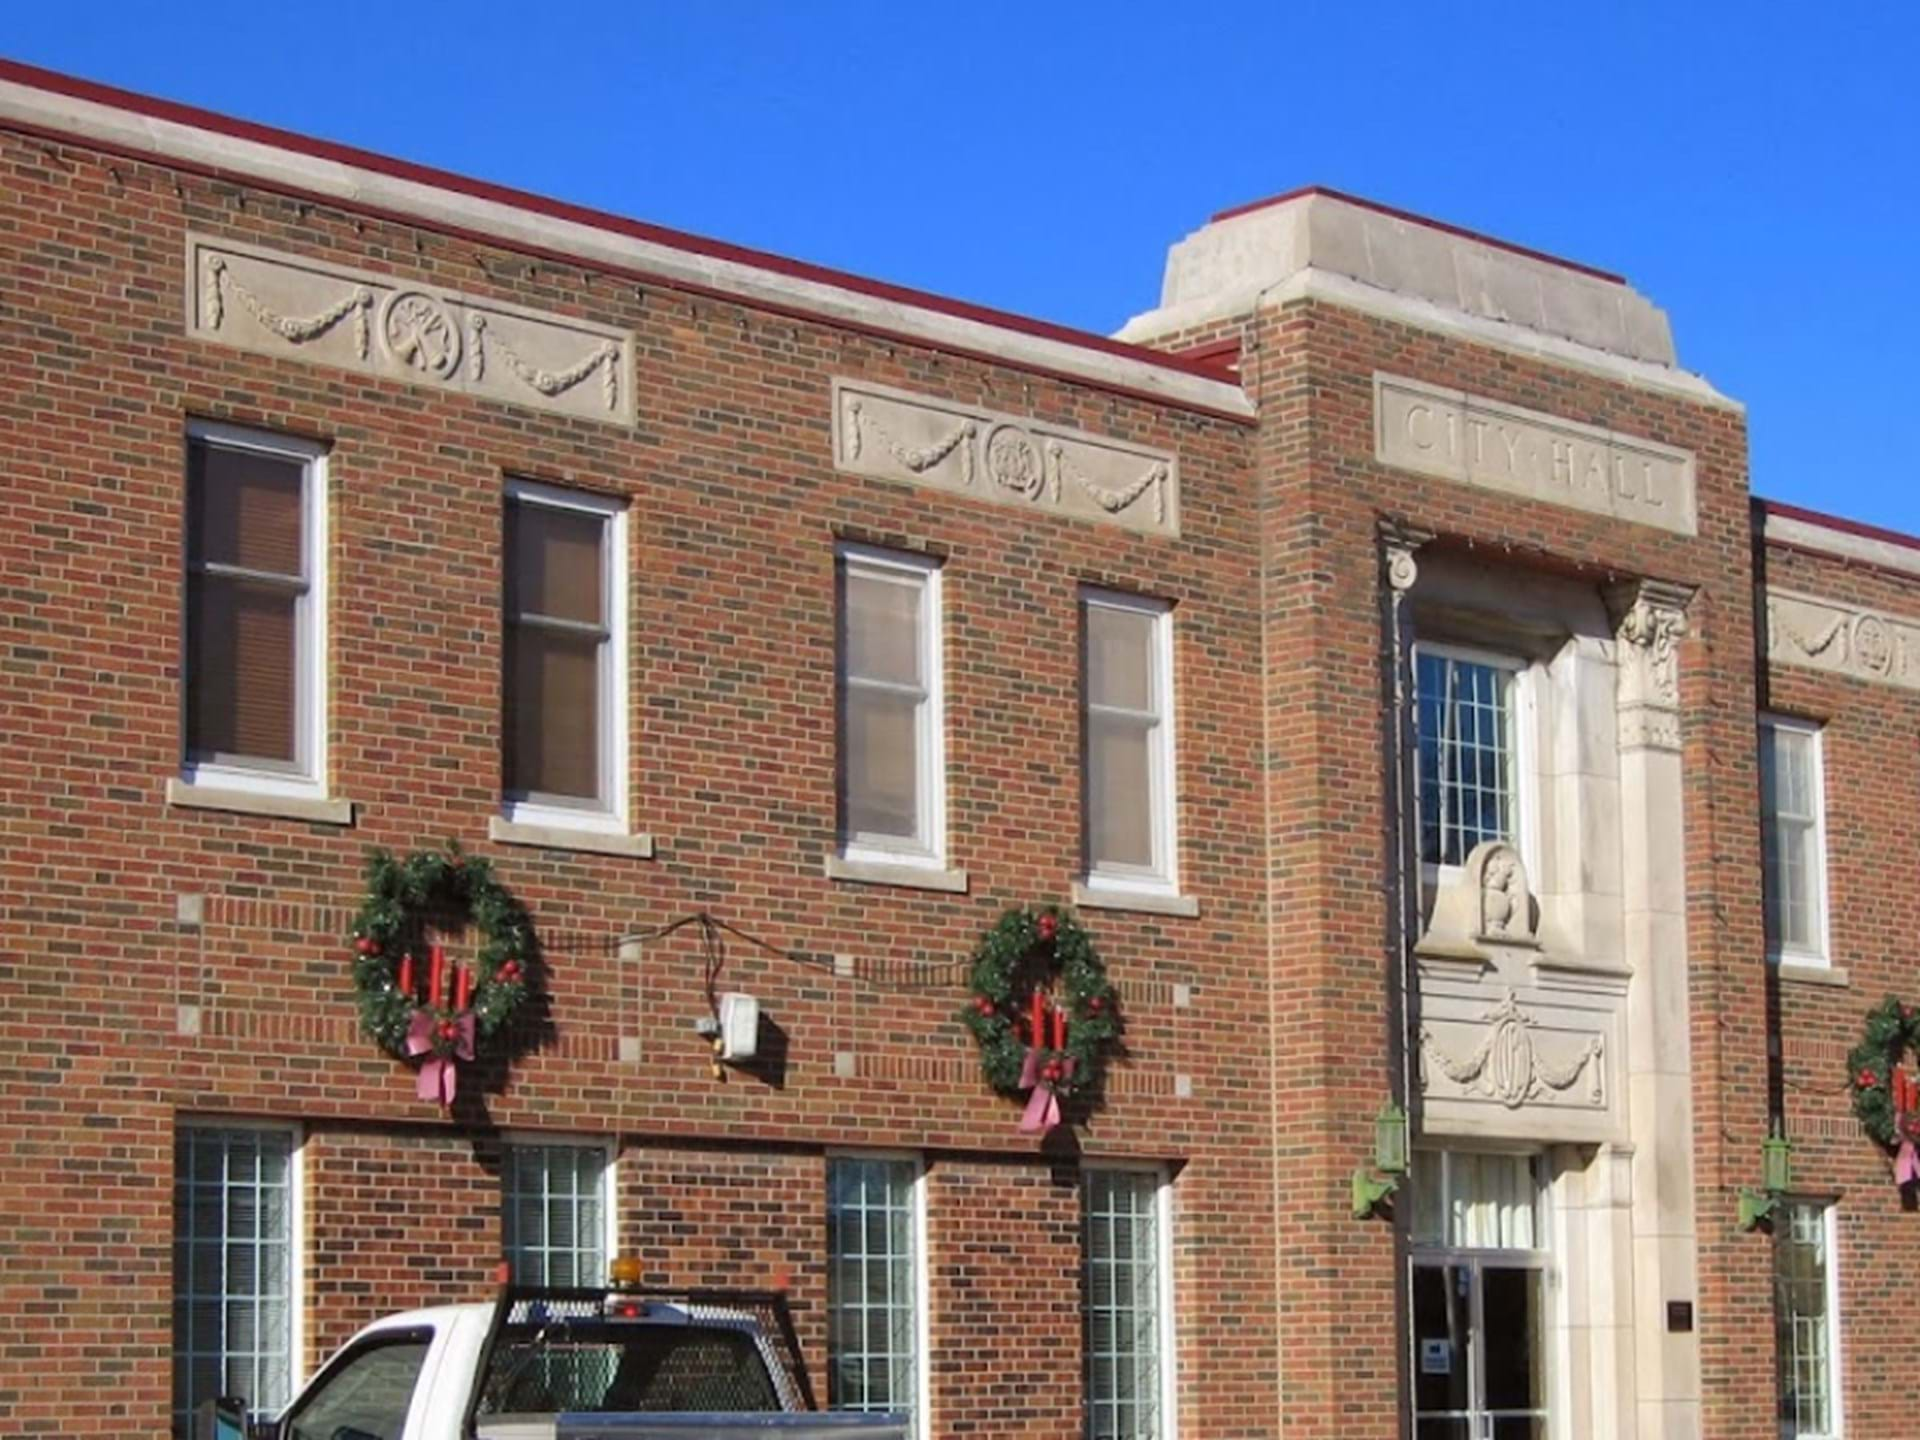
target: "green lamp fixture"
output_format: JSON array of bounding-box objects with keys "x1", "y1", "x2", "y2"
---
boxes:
[
  {"x1": 1352, "y1": 1101, "x2": 1409, "y2": 1218},
  {"x1": 1737, "y1": 1121, "x2": 1793, "y2": 1231}
]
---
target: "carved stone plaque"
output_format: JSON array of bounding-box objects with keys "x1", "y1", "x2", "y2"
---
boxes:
[
  {"x1": 186, "y1": 235, "x2": 636, "y2": 426},
  {"x1": 831, "y1": 379, "x2": 1180, "y2": 538},
  {"x1": 1767, "y1": 589, "x2": 1920, "y2": 692},
  {"x1": 1374, "y1": 373, "x2": 1696, "y2": 536}
]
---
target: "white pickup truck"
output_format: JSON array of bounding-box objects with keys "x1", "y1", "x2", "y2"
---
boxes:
[{"x1": 198, "y1": 1279, "x2": 908, "y2": 1440}]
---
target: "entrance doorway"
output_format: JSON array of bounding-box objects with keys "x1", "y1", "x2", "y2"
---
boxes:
[{"x1": 1409, "y1": 1152, "x2": 1550, "y2": 1440}]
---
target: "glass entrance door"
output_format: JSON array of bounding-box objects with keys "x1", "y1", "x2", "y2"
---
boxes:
[
  {"x1": 1411, "y1": 1261, "x2": 1547, "y2": 1439},
  {"x1": 1409, "y1": 1153, "x2": 1550, "y2": 1440}
]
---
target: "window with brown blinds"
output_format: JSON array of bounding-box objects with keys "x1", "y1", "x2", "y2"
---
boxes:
[
  {"x1": 183, "y1": 423, "x2": 323, "y2": 787},
  {"x1": 502, "y1": 480, "x2": 626, "y2": 823}
]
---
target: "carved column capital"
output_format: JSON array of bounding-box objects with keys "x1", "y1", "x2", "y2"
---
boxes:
[
  {"x1": 1607, "y1": 579, "x2": 1694, "y2": 750},
  {"x1": 1380, "y1": 521, "x2": 1435, "y2": 593}
]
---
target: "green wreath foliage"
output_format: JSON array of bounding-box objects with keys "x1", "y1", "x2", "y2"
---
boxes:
[
  {"x1": 349, "y1": 845, "x2": 534, "y2": 1059},
  {"x1": 1847, "y1": 995, "x2": 1920, "y2": 1149},
  {"x1": 958, "y1": 905, "x2": 1119, "y2": 1103}
]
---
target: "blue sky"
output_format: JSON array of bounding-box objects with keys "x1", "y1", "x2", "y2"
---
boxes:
[{"x1": 7, "y1": 3, "x2": 1916, "y2": 528}]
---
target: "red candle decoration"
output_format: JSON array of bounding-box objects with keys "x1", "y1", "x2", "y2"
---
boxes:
[
  {"x1": 398, "y1": 953, "x2": 415, "y2": 999},
  {"x1": 1052, "y1": 1005, "x2": 1066, "y2": 1051},
  {"x1": 455, "y1": 965, "x2": 472, "y2": 1012},
  {"x1": 429, "y1": 943, "x2": 446, "y2": 1009},
  {"x1": 1030, "y1": 991, "x2": 1046, "y2": 1050}
]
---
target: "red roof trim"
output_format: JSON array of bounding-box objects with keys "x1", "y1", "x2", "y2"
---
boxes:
[
  {"x1": 1757, "y1": 498, "x2": 1920, "y2": 557},
  {"x1": 0, "y1": 56, "x2": 1240, "y2": 392},
  {"x1": 1209, "y1": 185, "x2": 1627, "y2": 286}
]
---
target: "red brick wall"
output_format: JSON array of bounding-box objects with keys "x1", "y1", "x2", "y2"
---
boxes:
[{"x1": 0, "y1": 122, "x2": 1273, "y2": 1437}]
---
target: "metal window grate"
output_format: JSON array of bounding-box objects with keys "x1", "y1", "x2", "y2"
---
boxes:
[
  {"x1": 503, "y1": 1143, "x2": 608, "y2": 1289},
  {"x1": 1415, "y1": 651, "x2": 1516, "y2": 867},
  {"x1": 1083, "y1": 1171, "x2": 1164, "y2": 1440},
  {"x1": 827, "y1": 1158, "x2": 918, "y2": 1421},
  {"x1": 173, "y1": 1126, "x2": 295, "y2": 1437}
]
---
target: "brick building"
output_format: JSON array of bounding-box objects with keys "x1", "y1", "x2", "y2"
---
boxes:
[{"x1": 0, "y1": 56, "x2": 1908, "y2": 1440}]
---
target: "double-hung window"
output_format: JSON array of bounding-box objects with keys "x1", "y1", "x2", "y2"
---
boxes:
[
  {"x1": 501, "y1": 1138, "x2": 614, "y2": 1288},
  {"x1": 173, "y1": 1123, "x2": 298, "y2": 1436},
  {"x1": 182, "y1": 421, "x2": 327, "y2": 799},
  {"x1": 836, "y1": 547, "x2": 944, "y2": 868},
  {"x1": 1083, "y1": 1168, "x2": 1175, "y2": 1440},
  {"x1": 503, "y1": 480, "x2": 628, "y2": 833},
  {"x1": 1774, "y1": 1201, "x2": 1843, "y2": 1439},
  {"x1": 1414, "y1": 645, "x2": 1524, "y2": 871},
  {"x1": 1761, "y1": 716, "x2": 1828, "y2": 964},
  {"x1": 1082, "y1": 592, "x2": 1177, "y2": 895},
  {"x1": 826, "y1": 1155, "x2": 925, "y2": 1435}
]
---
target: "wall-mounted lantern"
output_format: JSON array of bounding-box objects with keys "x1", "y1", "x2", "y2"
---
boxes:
[
  {"x1": 1352, "y1": 1101, "x2": 1409, "y2": 1218},
  {"x1": 1737, "y1": 1121, "x2": 1793, "y2": 1230}
]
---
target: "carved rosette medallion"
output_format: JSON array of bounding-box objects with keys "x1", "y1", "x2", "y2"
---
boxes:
[
  {"x1": 381, "y1": 292, "x2": 462, "y2": 378},
  {"x1": 1853, "y1": 614, "x2": 1893, "y2": 677},
  {"x1": 985, "y1": 423, "x2": 1045, "y2": 500}
]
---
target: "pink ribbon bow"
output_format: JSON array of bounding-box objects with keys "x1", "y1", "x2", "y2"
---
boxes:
[
  {"x1": 1897, "y1": 1069, "x2": 1920, "y2": 1186},
  {"x1": 1017, "y1": 1048, "x2": 1075, "y2": 1135},
  {"x1": 406, "y1": 1010, "x2": 475, "y2": 1108}
]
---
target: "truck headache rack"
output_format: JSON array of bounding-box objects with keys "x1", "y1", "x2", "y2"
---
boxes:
[{"x1": 462, "y1": 1284, "x2": 819, "y2": 1438}]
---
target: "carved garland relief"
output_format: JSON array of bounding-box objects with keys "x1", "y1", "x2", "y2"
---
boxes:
[
  {"x1": 188, "y1": 236, "x2": 635, "y2": 426},
  {"x1": 1419, "y1": 989, "x2": 1606, "y2": 1110},
  {"x1": 1767, "y1": 589, "x2": 1920, "y2": 692},
  {"x1": 832, "y1": 380, "x2": 1181, "y2": 537}
]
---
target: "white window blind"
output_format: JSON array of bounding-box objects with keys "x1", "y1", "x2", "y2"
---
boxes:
[
  {"x1": 502, "y1": 1142, "x2": 610, "y2": 1288},
  {"x1": 827, "y1": 1157, "x2": 921, "y2": 1427},
  {"x1": 1409, "y1": 1151, "x2": 1540, "y2": 1251},
  {"x1": 1083, "y1": 1170, "x2": 1170, "y2": 1440},
  {"x1": 173, "y1": 1125, "x2": 296, "y2": 1435},
  {"x1": 1083, "y1": 592, "x2": 1175, "y2": 891},
  {"x1": 1761, "y1": 718, "x2": 1827, "y2": 961},
  {"x1": 837, "y1": 548, "x2": 942, "y2": 864}
]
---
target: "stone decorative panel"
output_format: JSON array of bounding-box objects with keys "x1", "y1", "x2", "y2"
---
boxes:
[
  {"x1": 1374, "y1": 372, "x2": 1697, "y2": 536},
  {"x1": 185, "y1": 234, "x2": 636, "y2": 426},
  {"x1": 830, "y1": 379, "x2": 1180, "y2": 537},
  {"x1": 1415, "y1": 978, "x2": 1626, "y2": 1144},
  {"x1": 1767, "y1": 588, "x2": 1920, "y2": 691}
]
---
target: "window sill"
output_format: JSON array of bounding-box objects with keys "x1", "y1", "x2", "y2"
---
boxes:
[
  {"x1": 1072, "y1": 882, "x2": 1200, "y2": 918},
  {"x1": 489, "y1": 816, "x2": 655, "y2": 859},
  {"x1": 825, "y1": 854, "x2": 969, "y2": 893},
  {"x1": 1775, "y1": 957, "x2": 1849, "y2": 989},
  {"x1": 166, "y1": 779, "x2": 356, "y2": 826}
]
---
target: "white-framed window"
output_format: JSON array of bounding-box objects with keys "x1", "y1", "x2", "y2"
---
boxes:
[
  {"x1": 836, "y1": 546, "x2": 945, "y2": 868},
  {"x1": 826, "y1": 1154, "x2": 928, "y2": 1437},
  {"x1": 501, "y1": 1137, "x2": 616, "y2": 1288},
  {"x1": 1774, "y1": 1200, "x2": 1843, "y2": 1440},
  {"x1": 1082, "y1": 590, "x2": 1178, "y2": 895},
  {"x1": 181, "y1": 420, "x2": 328, "y2": 800},
  {"x1": 172, "y1": 1121, "x2": 301, "y2": 1436},
  {"x1": 502, "y1": 479, "x2": 629, "y2": 833},
  {"x1": 1414, "y1": 643, "x2": 1528, "y2": 873},
  {"x1": 1761, "y1": 715, "x2": 1829, "y2": 964},
  {"x1": 1083, "y1": 1166, "x2": 1176, "y2": 1440}
]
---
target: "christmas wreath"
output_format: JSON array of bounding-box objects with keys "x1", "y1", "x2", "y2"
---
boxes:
[
  {"x1": 349, "y1": 846, "x2": 535, "y2": 1108},
  {"x1": 959, "y1": 906, "x2": 1119, "y2": 1134},
  {"x1": 1847, "y1": 995, "x2": 1920, "y2": 1186}
]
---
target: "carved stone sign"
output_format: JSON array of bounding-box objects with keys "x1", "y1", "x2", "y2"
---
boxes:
[
  {"x1": 186, "y1": 235, "x2": 636, "y2": 426},
  {"x1": 1768, "y1": 589, "x2": 1920, "y2": 691},
  {"x1": 831, "y1": 379, "x2": 1181, "y2": 538},
  {"x1": 1374, "y1": 373, "x2": 1697, "y2": 536}
]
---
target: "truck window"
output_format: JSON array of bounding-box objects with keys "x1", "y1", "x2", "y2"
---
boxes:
[
  {"x1": 282, "y1": 1337, "x2": 430, "y2": 1440},
  {"x1": 480, "y1": 1325, "x2": 781, "y2": 1414}
]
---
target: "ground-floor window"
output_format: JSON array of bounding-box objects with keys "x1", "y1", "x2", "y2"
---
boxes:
[
  {"x1": 1408, "y1": 1150, "x2": 1549, "y2": 1440},
  {"x1": 501, "y1": 1138, "x2": 613, "y2": 1287},
  {"x1": 172, "y1": 1122, "x2": 298, "y2": 1436},
  {"x1": 1775, "y1": 1200, "x2": 1842, "y2": 1439},
  {"x1": 1083, "y1": 1167, "x2": 1173, "y2": 1440},
  {"x1": 826, "y1": 1154, "x2": 923, "y2": 1435}
]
